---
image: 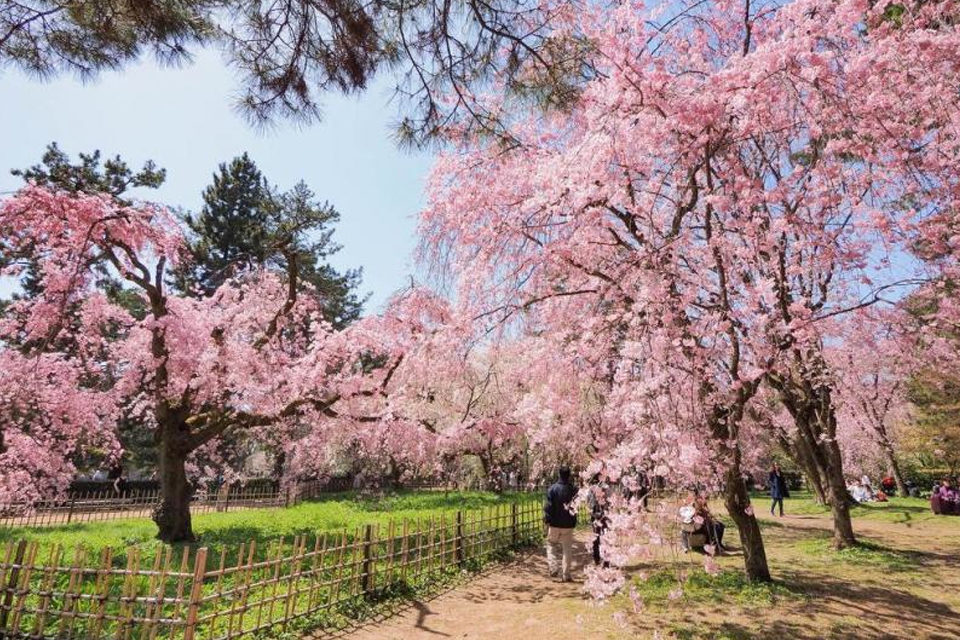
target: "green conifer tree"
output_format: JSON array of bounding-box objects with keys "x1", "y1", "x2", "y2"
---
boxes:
[{"x1": 180, "y1": 154, "x2": 365, "y2": 328}]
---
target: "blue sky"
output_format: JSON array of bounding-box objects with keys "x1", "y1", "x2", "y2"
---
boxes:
[{"x1": 0, "y1": 49, "x2": 433, "y2": 312}]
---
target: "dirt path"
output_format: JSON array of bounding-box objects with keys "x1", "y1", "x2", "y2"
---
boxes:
[
  {"x1": 334, "y1": 506, "x2": 960, "y2": 640},
  {"x1": 342, "y1": 531, "x2": 630, "y2": 640}
]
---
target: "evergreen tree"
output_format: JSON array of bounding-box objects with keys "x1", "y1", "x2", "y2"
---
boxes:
[
  {"x1": 179, "y1": 153, "x2": 272, "y2": 294},
  {"x1": 12, "y1": 142, "x2": 166, "y2": 202},
  {"x1": 181, "y1": 155, "x2": 364, "y2": 328},
  {"x1": 272, "y1": 181, "x2": 364, "y2": 329},
  {"x1": 1, "y1": 1, "x2": 572, "y2": 146}
]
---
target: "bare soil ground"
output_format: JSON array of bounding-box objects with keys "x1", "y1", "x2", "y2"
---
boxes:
[
  {"x1": 337, "y1": 504, "x2": 960, "y2": 640},
  {"x1": 343, "y1": 531, "x2": 630, "y2": 640}
]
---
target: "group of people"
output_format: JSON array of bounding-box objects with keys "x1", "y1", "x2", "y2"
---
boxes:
[
  {"x1": 544, "y1": 461, "x2": 794, "y2": 576},
  {"x1": 847, "y1": 474, "x2": 889, "y2": 504},
  {"x1": 543, "y1": 466, "x2": 730, "y2": 582},
  {"x1": 543, "y1": 462, "x2": 960, "y2": 583},
  {"x1": 932, "y1": 478, "x2": 960, "y2": 516}
]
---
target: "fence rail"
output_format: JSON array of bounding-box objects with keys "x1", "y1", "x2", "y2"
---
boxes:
[
  {"x1": 0, "y1": 478, "x2": 361, "y2": 529},
  {"x1": 0, "y1": 498, "x2": 543, "y2": 639}
]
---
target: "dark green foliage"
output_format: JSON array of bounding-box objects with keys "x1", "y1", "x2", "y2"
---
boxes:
[
  {"x1": 273, "y1": 181, "x2": 365, "y2": 328},
  {"x1": 0, "y1": 1, "x2": 217, "y2": 79},
  {"x1": 179, "y1": 154, "x2": 364, "y2": 328},
  {"x1": 178, "y1": 153, "x2": 272, "y2": 294},
  {"x1": 11, "y1": 142, "x2": 166, "y2": 202},
  {"x1": 1, "y1": 1, "x2": 578, "y2": 146},
  {"x1": 904, "y1": 373, "x2": 960, "y2": 475}
]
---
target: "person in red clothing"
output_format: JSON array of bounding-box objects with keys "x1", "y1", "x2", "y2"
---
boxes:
[{"x1": 881, "y1": 476, "x2": 896, "y2": 495}]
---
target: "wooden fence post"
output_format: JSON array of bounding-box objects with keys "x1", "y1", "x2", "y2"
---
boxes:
[
  {"x1": 0, "y1": 540, "x2": 27, "y2": 632},
  {"x1": 361, "y1": 524, "x2": 374, "y2": 594},
  {"x1": 66, "y1": 498, "x2": 76, "y2": 524},
  {"x1": 183, "y1": 547, "x2": 208, "y2": 640},
  {"x1": 455, "y1": 511, "x2": 464, "y2": 566},
  {"x1": 511, "y1": 503, "x2": 518, "y2": 546}
]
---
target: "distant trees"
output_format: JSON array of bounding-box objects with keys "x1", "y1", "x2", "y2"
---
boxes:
[{"x1": 904, "y1": 374, "x2": 960, "y2": 478}]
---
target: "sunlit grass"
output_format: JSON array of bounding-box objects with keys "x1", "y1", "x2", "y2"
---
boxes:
[
  {"x1": 0, "y1": 490, "x2": 531, "y2": 562},
  {"x1": 751, "y1": 490, "x2": 935, "y2": 524},
  {"x1": 789, "y1": 538, "x2": 918, "y2": 572},
  {"x1": 631, "y1": 568, "x2": 801, "y2": 609}
]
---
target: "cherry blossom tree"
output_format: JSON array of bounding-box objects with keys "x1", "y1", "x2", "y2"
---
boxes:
[
  {"x1": 0, "y1": 350, "x2": 120, "y2": 505},
  {"x1": 829, "y1": 312, "x2": 916, "y2": 495},
  {"x1": 420, "y1": 0, "x2": 960, "y2": 576},
  {"x1": 0, "y1": 186, "x2": 422, "y2": 541}
]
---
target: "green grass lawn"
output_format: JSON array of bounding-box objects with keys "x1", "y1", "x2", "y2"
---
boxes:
[
  {"x1": 620, "y1": 491, "x2": 958, "y2": 639},
  {"x1": 751, "y1": 489, "x2": 935, "y2": 523},
  {"x1": 0, "y1": 490, "x2": 545, "y2": 640},
  {"x1": 0, "y1": 490, "x2": 534, "y2": 561}
]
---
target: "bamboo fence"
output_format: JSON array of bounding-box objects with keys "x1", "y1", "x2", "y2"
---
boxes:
[
  {"x1": 0, "y1": 479, "x2": 354, "y2": 529},
  {"x1": 0, "y1": 498, "x2": 544, "y2": 639}
]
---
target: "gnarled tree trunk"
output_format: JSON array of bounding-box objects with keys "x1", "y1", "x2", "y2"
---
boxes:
[
  {"x1": 778, "y1": 432, "x2": 826, "y2": 504},
  {"x1": 710, "y1": 402, "x2": 771, "y2": 583},
  {"x1": 882, "y1": 442, "x2": 909, "y2": 497},
  {"x1": 722, "y1": 448, "x2": 771, "y2": 582},
  {"x1": 154, "y1": 423, "x2": 195, "y2": 543},
  {"x1": 806, "y1": 399, "x2": 856, "y2": 549},
  {"x1": 772, "y1": 368, "x2": 857, "y2": 549}
]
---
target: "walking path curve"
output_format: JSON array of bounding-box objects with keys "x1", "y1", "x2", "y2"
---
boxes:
[{"x1": 341, "y1": 530, "x2": 628, "y2": 640}]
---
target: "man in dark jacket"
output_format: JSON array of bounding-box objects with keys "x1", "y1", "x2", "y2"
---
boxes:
[
  {"x1": 769, "y1": 463, "x2": 789, "y2": 516},
  {"x1": 544, "y1": 467, "x2": 578, "y2": 581}
]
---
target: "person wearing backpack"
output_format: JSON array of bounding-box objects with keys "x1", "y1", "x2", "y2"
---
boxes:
[{"x1": 544, "y1": 466, "x2": 578, "y2": 581}]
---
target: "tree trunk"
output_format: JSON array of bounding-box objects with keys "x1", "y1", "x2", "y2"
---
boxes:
[
  {"x1": 802, "y1": 464, "x2": 827, "y2": 505},
  {"x1": 772, "y1": 368, "x2": 857, "y2": 548},
  {"x1": 272, "y1": 451, "x2": 286, "y2": 480},
  {"x1": 823, "y1": 467, "x2": 856, "y2": 548},
  {"x1": 819, "y1": 414, "x2": 857, "y2": 549},
  {"x1": 722, "y1": 461, "x2": 772, "y2": 582},
  {"x1": 154, "y1": 426, "x2": 195, "y2": 543},
  {"x1": 781, "y1": 435, "x2": 826, "y2": 504},
  {"x1": 797, "y1": 423, "x2": 857, "y2": 549}
]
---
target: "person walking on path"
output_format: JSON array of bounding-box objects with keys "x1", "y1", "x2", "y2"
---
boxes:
[
  {"x1": 544, "y1": 466, "x2": 578, "y2": 581},
  {"x1": 769, "y1": 463, "x2": 789, "y2": 516}
]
